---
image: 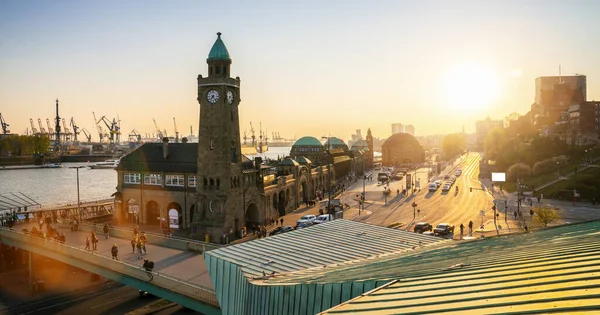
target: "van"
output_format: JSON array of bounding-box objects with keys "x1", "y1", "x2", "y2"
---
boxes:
[
  {"x1": 428, "y1": 183, "x2": 438, "y2": 192},
  {"x1": 314, "y1": 214, "x2": 334, "y2": 224}
]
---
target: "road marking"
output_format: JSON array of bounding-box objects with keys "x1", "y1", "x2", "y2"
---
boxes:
[{"x1": 91, "y1": 298, "x2": 123, "y2": 309}]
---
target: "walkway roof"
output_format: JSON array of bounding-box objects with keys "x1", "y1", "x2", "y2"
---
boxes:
[
  {"x1": 320, "y1": 220, "x2": 600, "y2": 314},
  {"x1": 205, "y1": 220, "x2": 449, "y2": 284}
]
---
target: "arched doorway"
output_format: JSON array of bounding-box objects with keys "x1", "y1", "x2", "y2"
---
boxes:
[
  {"x1": 245, "y1": 203, "x2": 260, "y2": 235},
  {"x1": 146, "y1": 201, "x2": 160, "y2": 225},
  {"x1": 126, "y1": 199, "x2": 139, "y2": 224},
  {"x1": 167, "y1": 202, "x2": 182, "y2": 229},
  {"x1": 189, "y1": 204, "x2": 196, "y2": 224},
  {"x1": 286, "y1": 188, "x2": 292, "y2": 207},
  {"x1": 299, "y1": 181, "x2": 308, "y2": 205},
  {"x1": 278, "y1": 191, "x2": 286, "y2": 216},
  {"x1": 272, "y1": 194, "x2": 278, "y2": 213}
]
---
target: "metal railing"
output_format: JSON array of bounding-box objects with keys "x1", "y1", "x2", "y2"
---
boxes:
[{"x1": 0, "y1": 227, "x2": 219, "y2": 307}]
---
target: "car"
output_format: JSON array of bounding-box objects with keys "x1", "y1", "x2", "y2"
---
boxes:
[
  {"x1": 442, "y1": 184, "x2": 451, "y2": 192},
  {"x1": 296, "y1": 215, "x2": 316, "y2": 225},
  {"x1": 428, "y1": 183, "x2": 438, "y2": 192},
  {"x1": 443, "y1": 174, "x2": 450, "y2": 180},
  {"x1": 455, "y1": 170, "x2": 462, "y2": 176},
  {"x1": 295, "y1": 222, "x2": 314, "y2": 230},
  {"x1": 449, "y1": 177, "x2": 456, "y2": 183},
  {"x1": 314, "y1": 214, "x2": 333, "y2": 224},
  {"x1": 422, "y1": 231, "x2": 435, "y2": 236},
  {"x1": 414, "y1": 222, "x2": 433, "y2": 233},
  {"x1": 393, "y1": 173, "x2": 404, "y2": 180},
  {"x1": 434, "y1": 223, "x2": 455, "y2": 236},
  {"x1": 270, "y1": 226, "x2": 294, "y2": 236},
  {"x1": 434, "y1": 180, "x2": 442, "y2": 188}
]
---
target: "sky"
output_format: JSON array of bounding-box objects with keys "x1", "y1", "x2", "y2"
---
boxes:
[{"x1": 2, "y1": 0, "x2": 600, "y2": 142}]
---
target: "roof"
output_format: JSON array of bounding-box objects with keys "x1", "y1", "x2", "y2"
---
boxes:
[
  {"x1": 382, "y1": 132, "x2": 421, "y2": 148},
  {"x1": 117, "y1": 143, "x2": 198, "y2": 173},
  {"x1": 320, "y1": 220, "x2": 600, "y2": 314},
  {"x1": 279, "y1": 158, "x2": 299, "y2": 167},
  {"x1": 204, "y1": 220, "x2": 449, "y2": 283},
  {"x1": 207, "y1": 32, "x2": 231, "y2": 61},
  {"x1": 295, "y1": 156, "x2": 312, "y2": 165},
  {"x1": 324, "y1": 137, "x2": 349, "y2": 151},
  {"x1": 293, "y1": 136, "x2": 323, "y2": 147},
  {"x1": 333, "y1": 155, "x2": 351, "y2": 164},
  {"x1": 351, "y1": 139, "x2": 369, "y2": 150}
]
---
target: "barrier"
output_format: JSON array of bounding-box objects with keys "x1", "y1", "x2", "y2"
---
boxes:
[{"x1": 0, "y1": 227, "x2": 219, "y2": 307}]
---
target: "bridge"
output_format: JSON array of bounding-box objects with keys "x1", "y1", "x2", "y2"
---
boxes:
[{"x1": 0, "y1": 223, "x2": 222, "y2": 314}]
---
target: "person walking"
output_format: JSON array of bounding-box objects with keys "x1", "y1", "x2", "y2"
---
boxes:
[
  {"x1": 131, "y1": 237, "x2": 136, "y2": 254},
  {"x1": 91, "y1": 231, "x2": 98, "y2": 251},
  {"x1": 140, "y1": 232, "x2": 147, "y2": 254},
  {"x1": 143, "y1": 259, "x2": 154, "y2": 281},
  {"x1": 133, "y1": 226, "x2": 139, "y2": 238},
  {"x1": 111, "y1": 244, "x2": 119, "y2": 260},
  {"x1": 136, "y1": 239, "x2": 143, "y2": 259},
  {"x1": 468, "y1": 221, "x2": 473, "y2": 236},
  {"x1": 85, "y1": 237, "x2": 90, "y2": 251},
  {"x1": 459, "y1": 224, "x2": 464, "y2": 239},
  {"x1": 59, "y1": 232, "x2": 66, "y2": 244},
  {"x1": 103, "y1": 223, "x2": 110, "y2": 239},
  {"x1": 280, "y1": 218, "x2": 284, "y2": 226}
]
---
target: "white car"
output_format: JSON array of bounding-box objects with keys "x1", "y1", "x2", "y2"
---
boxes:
[
  {"x1": 442, "y1": 184, "x2": 451, "y2": 192},
  {"x1": 313, "y1": 214, "x2": 333, "y2": 224},
  {"x1": 297, "y1": 215, "x2": 316, "y2": 225},
  {"x1": 428, "y1": 183, "x2": 438, "y2": 192},
  {"x1": 455, "y1": 170, "x2": 462, "y2": 176},
  {"x1": 434, "y1": 180, "x2": 442, "y2": 188}
]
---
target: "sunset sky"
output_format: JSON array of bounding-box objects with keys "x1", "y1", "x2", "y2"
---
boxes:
[{"x1": 2, "y1": 0, "x2": 600, "y2": 142}]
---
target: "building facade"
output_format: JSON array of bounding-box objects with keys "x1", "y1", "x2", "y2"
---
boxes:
[
  {"x1": 381, "y1": 133, "x2": 425, "y2": 166},
  {"x1": 532, "y1": 75, "x2": 587, "y2": 129},
  {"x1": 475, "y1": 117, "x2": 504, "y2": 149},
  {"x1": 391, "y1": 123, "x2": 403, "y2": 135}
]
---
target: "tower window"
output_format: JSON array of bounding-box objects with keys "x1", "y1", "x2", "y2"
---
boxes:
[
  {"x1": 210, "y1": 178, "x2": 214, "y2": 187},
  {"x1": 230, "y1": 147, "x2": 237, "y2": 163},
  {"x1": 216, "y1": 66, "x2": 221, "y2": 74},
  {"x1": 217, "y1": 179, "x2": 220, "y2": 189},
  {"x1": 203, "y1": 177, "x2": 207, "y2": 187},
  {"x1": 209, "y1": 66, "x2": 213, "y2": 75}
]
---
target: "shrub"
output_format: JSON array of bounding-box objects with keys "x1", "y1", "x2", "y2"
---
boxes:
[
  {"x1": 507, "y1": 163, "x2": 532, "y2": 182},
  {"x1": 532, "y1": 204, "x2": 559, "y2": 227}
]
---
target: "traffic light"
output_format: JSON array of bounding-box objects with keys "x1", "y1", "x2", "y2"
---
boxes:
[
  {"x1": 492, "y1": 206, "x2": 497, "y2": 211},
  {"x1": 470, "y1": 187, "x2": 473, "y2": 192}
]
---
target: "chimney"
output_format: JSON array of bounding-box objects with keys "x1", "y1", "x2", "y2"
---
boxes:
[
  {"x1": 182, "y1": 137, "x2": 188, "y2": 143},
  {"x1": 162, "y1": 137, "x2": 169, "y2": 159},
  {"x1": 254, "y1": 157, "x2": 263, "y2": 170}
]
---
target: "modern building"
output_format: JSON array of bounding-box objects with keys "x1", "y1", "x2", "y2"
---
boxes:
[
  {"x1": 381, "y1": 133, "x2": 425, "y2": 166},
  {"x1": 532, "y1": 75, "x2": 587, "y2": 129},
  {"x1": 562, "y1": 102, "x2": 599, "y2": 144},
  {"x1": 405, "y1": 124, "x2": 415, "y2": 136},
  {"x1": 391, "y1": 123, "x2": 403, "y2": 135},
  {"x1": 475, "y1": 117, "x2": 504, "y2": 149}
]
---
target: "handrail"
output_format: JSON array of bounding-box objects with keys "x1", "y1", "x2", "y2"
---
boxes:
[{"x1": 0, "y1": 227, "x2": 219, "y2": 307}]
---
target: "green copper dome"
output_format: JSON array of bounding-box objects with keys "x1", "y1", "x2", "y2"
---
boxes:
[
  {"x1": 208, "y1": 32, "x2": 231, "y2": 61},
  {"x1": 293, "y1": 136, "x2": 323, "y2": 147}
]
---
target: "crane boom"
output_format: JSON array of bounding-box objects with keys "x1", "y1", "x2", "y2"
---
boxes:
[
  {"x1": 153, "y1": 118, "x2": 164, "y2": 140},
  {"x1": 30, "y1": 118, "x2": 38, "y2": 134},
  {"x1": 93, "y1": 112, "x2": 105, "y2": 143},
  {"x1": 37, "y1": 118, "x2": 47, "y2": 135},
  {"x1": 81, "y1": 128, "x2": 92, "y2": 143},
  {"x1": 173, "y1": 117, "x2": 179, "y2": 143},
  {"x1": 0, "y1": 113, "x2": 9, "y2": 135},
  {"x1": 46, "y1": 118, "x2": 54, "y2": 137},
  {"x1": 249, "y1": 122, "x2": 255, "y2": 146},
  {"x1": 70, "y1": 117, "x2": 80, "y2": 142}
]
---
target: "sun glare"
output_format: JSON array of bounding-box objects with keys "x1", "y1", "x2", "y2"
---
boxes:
[{"x1": 440, "y1": 62, "x2": 499, "y2": 112}]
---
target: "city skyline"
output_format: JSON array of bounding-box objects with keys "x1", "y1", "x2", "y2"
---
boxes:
[{"x1": 2, "y1": 0, "x2": 600, "y2": 141}]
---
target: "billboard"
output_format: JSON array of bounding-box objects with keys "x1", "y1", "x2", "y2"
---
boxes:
[{"x1": 491, "y1": 172, "x2": 506, "y2": 182}]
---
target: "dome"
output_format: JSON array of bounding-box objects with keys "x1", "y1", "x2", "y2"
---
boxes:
[
  {"x1": 295, "y1": 156, "x2": 312, "y2": 165},
  {"x1": 207, "y1": 32, "x2": 231, "y2": 61},
  {"x1": 293, "y1": 136, "x2": 323, "y2": 147},
  {"x1": 382, "y1": 133, "x2": 421, "y2": 148},
  {"x1": 351, "y1": 139, "x2": 369, "y2": 151},
  {"x1": 324, "y1": 137, "x2": 349, "y2": 151},
  {"x1": 279, "y1": 158, "x2": 299, "y2": 167}
]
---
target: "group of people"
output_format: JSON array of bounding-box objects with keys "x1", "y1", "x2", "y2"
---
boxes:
[{"x1": 131, "y1": 226, "x2": 148, "y2": 259}]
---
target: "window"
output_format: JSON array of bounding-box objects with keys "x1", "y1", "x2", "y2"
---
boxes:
[
  {"x1": 124, "y1": 173, "x2": 141, "y2": 184},
  {"x1": 144, "y1": 174, "x2": 163, "y2": 186},
  {"x1": 188, "y1": 175, "x2": 197, "y2": 187},
  {"x1": 165, "y1": 175, "x2": 185, "y2": 187}
]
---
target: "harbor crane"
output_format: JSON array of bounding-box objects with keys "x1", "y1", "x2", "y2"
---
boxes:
[
  {"x1": 46, "y1": 118, "x2": 55, "y2": 140},
  {"x1": 0, "y1": 113, "x2": 9, "y2": 135},
  {"x1": 249, "y1": 122, "x2": 256, "y2": 146},
  {"x1": 173, "y1": 117, "x2": 179, "y2": 143},
  {"x1": 98, "y1": 115, "x2": 119, "y2": 144},
  {"x1": 70, "y1": 117, "x2": 80, "y2": 142},
  {"x1": 152, "y1": 118, "x2": 164, "y2": 140},
  {"x1": 92, "y1": 112, "x2": 107, "y2": 143},
  {"x1": 29, "y1": 119, "x2": 38, "y2": 135},
  {"x1": 81, "y1": 128, "x2": 92, "y2": 143},
  {"x1": 62, "y1": 118, "x2": 72, "y2": 142},
  {"x1": 37, "y1": 118, "x2": 47, "y2": 135},
  {"x1": 128, "y1": 129, "x2": 142, "y2": 143}
]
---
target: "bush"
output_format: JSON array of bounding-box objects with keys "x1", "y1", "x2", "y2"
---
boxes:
[
  {"x1": 532, "y1": 159, "x2": 554, "y2": 176},
  {"x1": 532, "y1": 204, "x2": 559, "y2": 227},
  {"x1": 507, "y1": 163, "x2": 532, "y2": 182}
]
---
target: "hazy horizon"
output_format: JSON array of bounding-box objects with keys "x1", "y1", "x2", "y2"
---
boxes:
[{"x1": 2, "y1": 0, "x2": 600, "y2": 142}]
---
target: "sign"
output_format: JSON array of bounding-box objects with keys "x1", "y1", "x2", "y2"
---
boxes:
[
  {"x1": 491, "y1": 172, "x2": 506, "y2": 182},
  {"x1": 168, "y1": 209, "x2": 179, "y2": 229}
]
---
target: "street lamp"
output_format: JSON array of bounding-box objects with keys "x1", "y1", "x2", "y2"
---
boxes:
[
  {"x1": 412, "y1": 202, "x2": 417, "y2": 218},
  {"x1": 69, "y1": 166, "x2": 85, "y2": 220}
]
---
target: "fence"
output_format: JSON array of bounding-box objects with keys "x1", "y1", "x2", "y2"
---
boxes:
[{"x1": 0, "y1": 227, "x2": 219, "y2": 307}]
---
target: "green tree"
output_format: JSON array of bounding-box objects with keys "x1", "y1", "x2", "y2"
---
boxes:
[
  {"x1": 441, "y1": 133, "x2": 466, "y2": 160},
  {"x1": 532, "y1": 204, "x2": 559, "y2": 227},
  {"x1": 483, "y1": 128, "x2": 509, "y2": 163},
  {"x1": 506, "y1": 163, "x2": 532, "y2": 182}
]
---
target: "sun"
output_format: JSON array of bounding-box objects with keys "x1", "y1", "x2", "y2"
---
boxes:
[{"x1": 439, "y1": 62, "x2": 499, "y2": 112}]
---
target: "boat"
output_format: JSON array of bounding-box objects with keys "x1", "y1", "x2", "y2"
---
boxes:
[
  {"x1": 44, "y1": 163, "x2": 63, "y2": 168},
  {"x1": 89, "y1": 159, "x2": 120, "y2": 169}
]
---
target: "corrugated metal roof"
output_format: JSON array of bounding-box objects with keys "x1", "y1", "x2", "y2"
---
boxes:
[
  {"x1": 320, "y1": 220, "x2": 600, "y2": 314},
  {"x1": 205, "y1": 220, "x2": 449, "y2": 283}
]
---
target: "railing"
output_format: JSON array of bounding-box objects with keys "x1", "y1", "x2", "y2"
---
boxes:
[
  {"x1": 80, "y1": 223, "x2": 224, "y2": 253},
  {"x1": 0, "y1": 227, "x2": 219, "y2": 307}
]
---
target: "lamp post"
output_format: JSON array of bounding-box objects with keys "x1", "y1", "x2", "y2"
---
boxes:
[
  {"x1": 69, "y1": 166, "x2": 85, "y2": 219},
  {"x1": 361, "y1": 157, "x2": 365, "y2": 216}
]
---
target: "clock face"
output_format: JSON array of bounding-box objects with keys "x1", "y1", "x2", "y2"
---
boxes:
[
  {"x1": 207, "y1": 90, "x2": 219, "y2": 104},
  {"x1": 226, "y1": 90, "x2": 234, "y2": 104}
]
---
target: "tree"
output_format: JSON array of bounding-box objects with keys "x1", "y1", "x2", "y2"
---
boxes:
[
  {"x1": 506, "y1": 163, "x2": 532, "y2": 182},
  {"x1": 441, "y1": 133, "x2": 466, "y2": 160},
  {"x1": 532, "y1": 204, "x2": 559, "y2": 227},
  {"x1": 483, "y1": 128, "x2": 509, "y2": 163}
]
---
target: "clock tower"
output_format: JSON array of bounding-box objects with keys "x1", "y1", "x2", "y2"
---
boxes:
[{"x1": 195, "y1": 32, "x2": 243, "y2": 242}]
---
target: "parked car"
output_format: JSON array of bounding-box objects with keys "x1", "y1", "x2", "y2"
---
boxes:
[
  {"x1": 434, "y1": 180, "x2": 443, "y2": 188},
  {"x1": 443, "y1": 174, "x2": 450, "y2": 180},
  {"x1": 423, "y1": 231, "x2": 435, "y2": 236},
  {"x1": 442, "y1": 184, "x2": 451, "y2": 192},
  {"x1": 295, "y1": 222, "x2": 314, "y2": 230},
  {"x1": 455, "y1": 169, "x2": 462, "y2": 176},
  {"x1": 270, "y1": 226, "x2": 294, "y2": 236},
  {"x1": 434, "y1": 223, "x2": 455, "y2": 236},
  {"x1": 314, "y1": 214, "x2": 334, "y2": 224},
  {"x1": 393, "y1": 173, "x2": 404, "y2": 180},
  {"x1": 296, "y1": 215, "x2": 316, "y2": 225},
  {"x1": 414, "y1": 222, "x2": 433, "y2": 233},
  {"x1": 428, "y1": 183, "x2": 438, "y2": 192}
]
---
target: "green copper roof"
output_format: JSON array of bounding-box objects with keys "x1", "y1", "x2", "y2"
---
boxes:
[
  {"x1": 293, "y1": 136, "x2": 322, "y2": 147},
  {"x1": 325, "y1": 137, "x2": 349, "y2": 151},
  {"x1": 207, "y1": 32, "x2": 231, "y2": 61}
]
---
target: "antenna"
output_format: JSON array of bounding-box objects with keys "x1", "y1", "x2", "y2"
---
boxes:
[{"x1": 559, "y1": 65, "x2": 562, "y2": 84}]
